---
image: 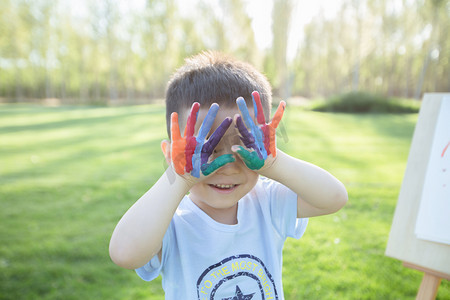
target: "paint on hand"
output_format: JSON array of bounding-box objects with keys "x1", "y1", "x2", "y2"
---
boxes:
[
  {"x1": 192, "y1": 103, "x2": 220, "y2": 178},
  {"x1": 170, "y1": 112, "x2": 186, "y2": 175},
  {"x1": 185, "y1": 102, "x2": 200, "y2": 173},
  {"x1": 252, "y1": 91, "x2": 266, "y2": 125},
  {"x1": 236, "y1": 97, "x2": 267, "y2": 159},
  {"x1": 262, "y1": 100, "x2": 286, "y2": 156},
  {"x1": 235, "y1": 115, "x2": 262, "y2": 159},
  {"x1": 235, "y1": 146, "x2": 264, "y2": 170},
  {"x1": 201, "y1": 117, "x2": 232, "y2": 165},
  {"x1": 235, "y1": 91, "x2": 287, "y2": 163},
  {"x1": 170, "y1": 103, "x2": 234, "y2": 177},
  {"x1": 201, "y1": 154, "x2": 235, "y2": 176}
]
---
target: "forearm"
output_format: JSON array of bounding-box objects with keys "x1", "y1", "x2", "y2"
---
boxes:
[
  {"x1": 260, "y1": 150, "x2": 347, "y2": 217},
  {"x1": 109, "y1": 166, "x2": 192, "y2": 269}
]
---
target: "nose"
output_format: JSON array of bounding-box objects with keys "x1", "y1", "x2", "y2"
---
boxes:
[
  {"x1": 212, "y1": 132, "x2": 241, "y2": 156},
  {"x1": 209, "y1": 132, "x2": 243, "y2": 174},
  {"x1": 212, "y1": 145, "x2": 234, "y2": 157},
  {"x1": 215, "y1": 157, "x2": 241, "y2": 175}
]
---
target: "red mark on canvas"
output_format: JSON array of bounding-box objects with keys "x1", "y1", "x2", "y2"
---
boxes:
[{"x1": 442, "y1": 141, "x2": 450, "y2": 158}]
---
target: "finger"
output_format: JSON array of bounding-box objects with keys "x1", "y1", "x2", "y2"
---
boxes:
[
  {"x1": 236, "y1": 97, "x2": 254, "y2": 130},
  {"x1": 262, "y1": 125, "x2": 277, "y2": 157},
  {"x1": 186, "y1": 102, "x2": 200, "y2": 137},
  {"x1": 236, "y1": 97, "x2": 267, "y2": 159},
  {"x1": 232, "y1": 145, "x2": 264, "y2": 170},
  {"x1": 191, "y1": 144, "x2": 202, "y2": 178},
  {"x1": 185, "y1": 103, "x2": 200, "y2": 173},
  {"x1": 192, "y1": 103, "x2": 220, "y2": 178},
  {"x1": 197, "y1": 103, "x2": 219, "y2": 142},
  {"x1": 172, "y1": 146, "x2": 186, "y2": 175},
  {"x1": 201, "y1": 154, "x2": 235, "y2": 176},
  {"x1": 170, "y1": 112, "x2": 186, "y2": 174},
  {"x1": 235, "y1": 115, "x2": 254, "y2": 146},
  {"x1": 171, "y1": 112, "x2": 182, "y2": 141},
  {"x1": 270, "y1": 100, "x2": 286, "y2": 129},
  {"x1": 252, "y1": 91, "x2": 266, "y2": 125},
  {"x1": 185, "y1": 137, "x2": 196, "y2": 173},
  {"x1": 201, "y1": 117, "x2": 232, "y2": 165},
  {"x1": 235, "y1": 115, "x2": 262, "y2": 159}
]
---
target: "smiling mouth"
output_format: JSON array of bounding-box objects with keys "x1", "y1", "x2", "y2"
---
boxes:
[{"x1": 209, "y1": 184, "x2": 238, "y2": 190}]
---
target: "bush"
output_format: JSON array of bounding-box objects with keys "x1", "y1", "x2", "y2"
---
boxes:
[{"x1": 310, "y1": 91, "x2": 421, "y2": 113}]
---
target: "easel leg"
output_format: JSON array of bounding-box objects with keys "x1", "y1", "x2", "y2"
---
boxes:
[{"x1": 416, "y1": 273, "x2": 441, "y2": 300}]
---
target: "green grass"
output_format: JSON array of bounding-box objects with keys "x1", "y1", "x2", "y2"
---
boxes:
[{"x1": 1, "y1": 104, "x2": 449, "y2": 299}]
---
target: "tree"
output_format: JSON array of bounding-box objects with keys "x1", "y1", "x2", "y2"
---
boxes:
[{"x1": 271, "y1": 0, "x2": 293, "y2": 99}]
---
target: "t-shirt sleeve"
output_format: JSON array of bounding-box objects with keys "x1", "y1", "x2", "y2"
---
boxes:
[
  {"x1": 135, "y1": 221, "x2": 172, "y2": 281},
  {"x1": 262, "y1": 178, "x2": 308, "y2": 239},
  {"x1": 135, "y1": 253, "x2": 162, "y2": 281}
]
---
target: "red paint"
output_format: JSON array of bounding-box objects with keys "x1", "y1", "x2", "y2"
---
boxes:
[
  {"x1": 185, "y1": 102, "x2": 200, "y2": 172},
  {"x1": 252, "y1": 91, "x2": 266, "y2": 125},
  {"x1": 442, "y1": 141, "x2": 450, "y2": 158}
]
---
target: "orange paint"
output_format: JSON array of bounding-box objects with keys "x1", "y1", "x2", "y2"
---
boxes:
[
  {"x1": 267, "y1": 101, "x2": 286, "y2": 156},
  {"x1": 270, "y1": 101, "x2": 285, "y2": 129},
  {"x1": 171, "y1": 112, "x2": 186, "y2": 175}
]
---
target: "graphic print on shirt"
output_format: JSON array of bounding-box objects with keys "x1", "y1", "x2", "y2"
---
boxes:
[{"x1": 196, "y1": 254, "x2": 278, "y2": 300}]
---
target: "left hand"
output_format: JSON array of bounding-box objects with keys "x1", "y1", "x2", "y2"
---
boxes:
[{"x1": 232, "y1": 91, "x2": 286, "y2": 171}]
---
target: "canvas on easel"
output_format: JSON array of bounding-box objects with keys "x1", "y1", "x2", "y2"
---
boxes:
[
  {"x1": 385, "y1": 93, "x2": 450, "y2": 299},
  {"x1": 415, "y1": 97, "x2": 450, "y2": 246}
]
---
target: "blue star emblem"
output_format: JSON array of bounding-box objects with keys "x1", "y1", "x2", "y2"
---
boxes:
[{"x1": 222, "y1": 285, "x2": 255, "y2": 300}]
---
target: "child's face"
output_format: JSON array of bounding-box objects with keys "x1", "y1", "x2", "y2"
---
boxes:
[{"x1": 183, "y1": 106, "x2": 259, "y2": 219}]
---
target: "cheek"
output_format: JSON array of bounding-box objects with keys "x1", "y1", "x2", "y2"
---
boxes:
[
  {"x1": 189, "y1": 183, "x2": 204, "y2": 198},
  {"x1": 245, "y1": 169, "x2": 259, "y2": 185}
]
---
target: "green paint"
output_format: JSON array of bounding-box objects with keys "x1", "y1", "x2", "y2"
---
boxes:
[
  {"x1": 236, "y1": 146, "x2": 264, "y2": 170},
  {"x1": 201, "y1": 154, "x2": 235, "y2": 176}
]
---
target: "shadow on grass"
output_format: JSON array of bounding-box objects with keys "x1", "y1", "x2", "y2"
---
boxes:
[{"x1": 0, "y1": 106, "x2": 164, "y2": 134}]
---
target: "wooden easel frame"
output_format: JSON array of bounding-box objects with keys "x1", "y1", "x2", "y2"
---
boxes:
[
  {"x1": 403, "y1": 262, "x2": 450, "y2": 299},
  {"x1": 385, "y1": 94, "x2": 450, "y2": 299}
]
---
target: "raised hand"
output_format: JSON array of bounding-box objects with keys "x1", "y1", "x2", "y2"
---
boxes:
[
  {"x1": 170, "y1": 103, "x2": 235, "y2": 178},
  {"x1": 233, "y1": 91, "x2": 286, "y2": 170}
]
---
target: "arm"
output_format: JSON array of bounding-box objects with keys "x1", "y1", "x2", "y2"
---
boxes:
[
  {"x1": 233, "y1": 91, "x2": 347, "y2": 218},
  {"x1": 109, "y1": 103, "x2": 234, "y2": 269},
  {"x1": 109, "y1": 168, "x2": 192, "y2": 269},
  {"x1": 260, "y1": 150, "x2": 348, "y2": 218}
]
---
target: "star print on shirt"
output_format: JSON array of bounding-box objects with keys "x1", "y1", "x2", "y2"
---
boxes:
[{"x1": 222, "y1": 285, "x2": 255, "y2": 300}]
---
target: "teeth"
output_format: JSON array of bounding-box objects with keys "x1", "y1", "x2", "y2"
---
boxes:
[{"x1": 212, "y1": 184, "x2": 235, "y2": 189}]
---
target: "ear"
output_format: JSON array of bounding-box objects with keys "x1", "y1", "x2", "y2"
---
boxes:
[{"x1": 161, "y1": 140, "x2": 171, "y2": 165}]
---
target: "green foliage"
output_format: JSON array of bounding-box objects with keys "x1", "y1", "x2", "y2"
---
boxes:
[
  {"x1": 310, "y1": 91, "x2": 421, "y2": 113},
  {"x1": 1, "y1": 104, "x2": 449, "y2": 299},
  {"x1": 1, "y1": 0, "x2": 449, "y2": 102}
]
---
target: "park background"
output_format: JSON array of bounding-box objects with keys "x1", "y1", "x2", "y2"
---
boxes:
[{"x1": 0, "y1": 0, "x2": 449, "y2": 299}]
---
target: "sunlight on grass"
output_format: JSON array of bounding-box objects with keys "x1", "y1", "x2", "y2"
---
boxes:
[{"x1": 0, "y1": 104, "x2": 448, "y2": 299}]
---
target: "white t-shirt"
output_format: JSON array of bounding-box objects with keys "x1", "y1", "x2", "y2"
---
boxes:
[{"x1": 136, "y1": 177, "x2": 308, "y2": 299}]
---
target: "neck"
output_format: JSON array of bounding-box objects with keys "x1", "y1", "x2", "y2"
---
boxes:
[{"x1": 212, "y1": 206, "x2": 238, "y2": 225}]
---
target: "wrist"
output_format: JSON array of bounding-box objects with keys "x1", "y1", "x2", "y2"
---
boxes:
[
  {"x1": 163, "y1": 165, "x2": 195, "y2": 193},
  {"x1": 258, "y1": 149, "x2": 285, "y2": 179}
]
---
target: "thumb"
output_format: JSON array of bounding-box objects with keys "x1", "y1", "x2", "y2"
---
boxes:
[
  {"x1": 201, "y1": 154, "x2": 236, "y2": 176},
  {"x1": 231, "y1": 145, "x2": 264, "y2": 170},
  {"x1": 161, "y1": 140, "x2": 171, "y2": 164}
]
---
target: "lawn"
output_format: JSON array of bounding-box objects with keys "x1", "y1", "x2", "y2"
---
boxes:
[{"x1": 0, "y1": 103, "x2": 448, "y2": 299}]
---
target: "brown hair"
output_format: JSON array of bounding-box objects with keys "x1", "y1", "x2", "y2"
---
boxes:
[{"x1": 165, "y1": 51, "x2": 272, "y2": 138}]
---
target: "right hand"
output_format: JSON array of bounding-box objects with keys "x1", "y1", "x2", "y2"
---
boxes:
[{"x1": 169, "y1": 102, "x2": 236, "y2": 184}]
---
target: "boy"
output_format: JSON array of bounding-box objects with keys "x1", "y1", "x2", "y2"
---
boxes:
[{"x1": 109, "y1": 51, "x2": 347, "y2": 299}]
